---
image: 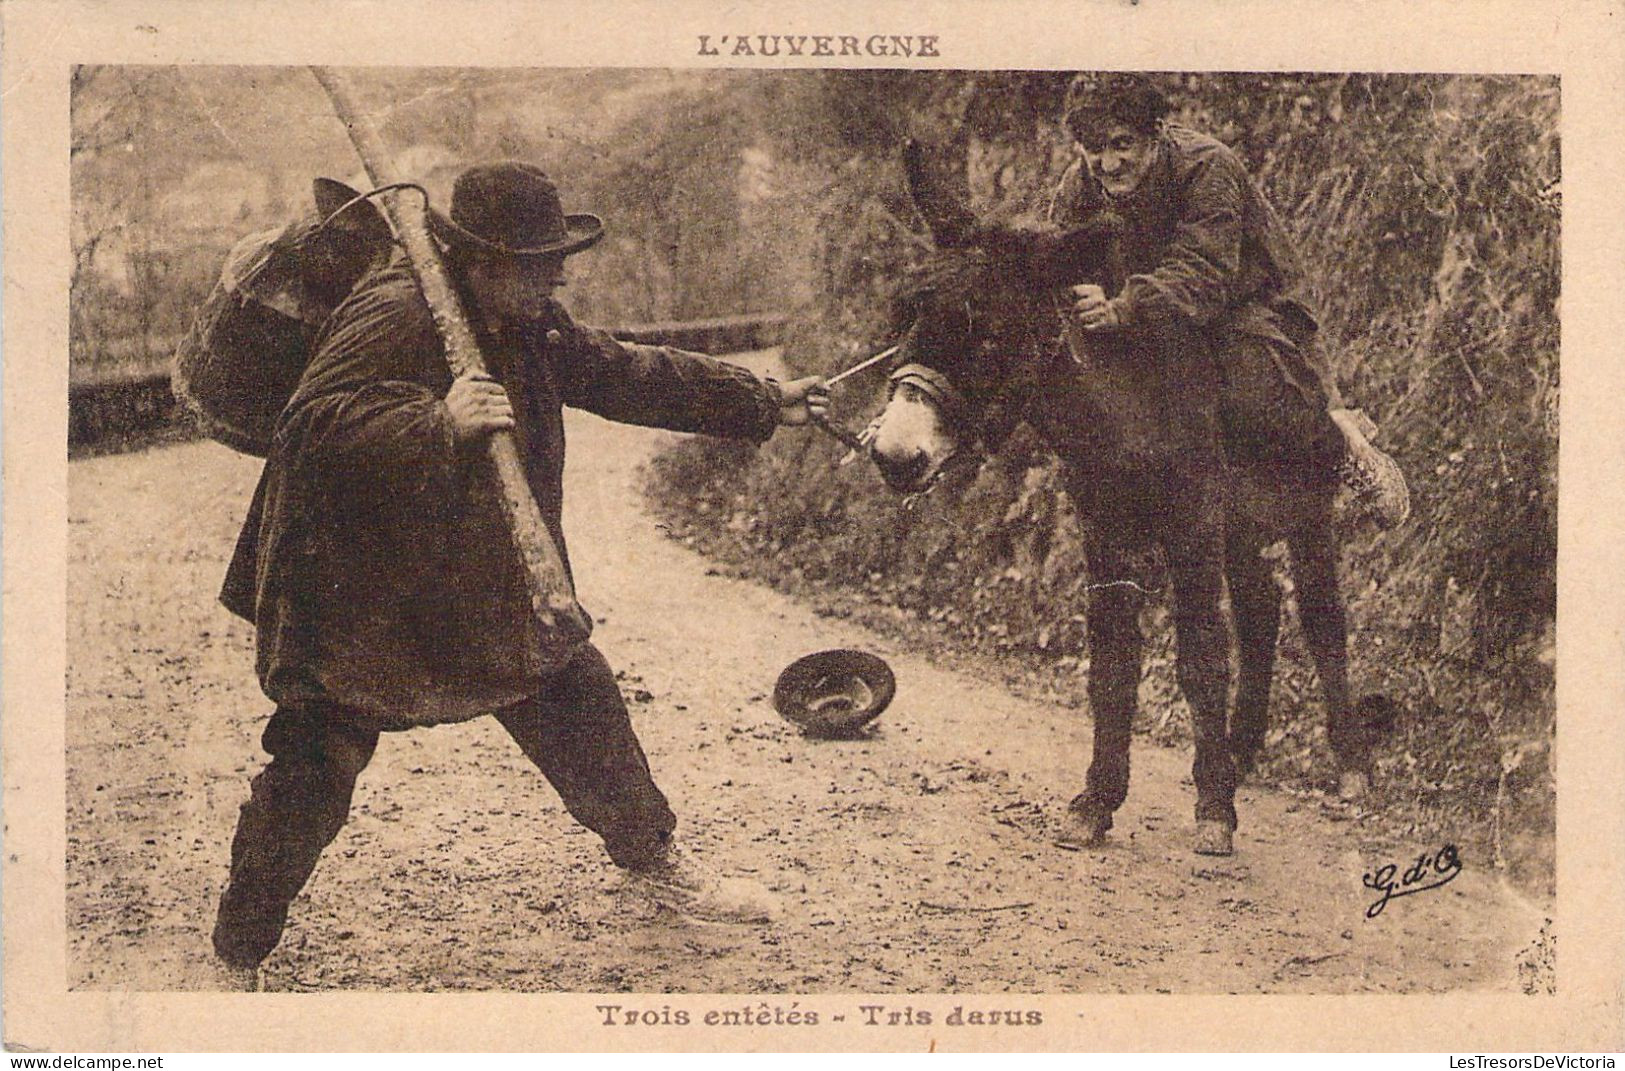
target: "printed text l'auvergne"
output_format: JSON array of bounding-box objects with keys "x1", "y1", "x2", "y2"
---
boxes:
[{"x1": 698, "y1": 34, "x2": 941, "y2": 59}]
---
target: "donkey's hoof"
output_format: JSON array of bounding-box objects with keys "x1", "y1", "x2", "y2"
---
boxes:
[
  {"x1": 1193, "y1": 820, "x2": 1235, "y2": 856},
  {"x1": 1337, "y1": 768, "x2": 1372, "y2": 801},
  {"x1": 1054, "y1": 808, "x2": 1112, "y2": 851}
]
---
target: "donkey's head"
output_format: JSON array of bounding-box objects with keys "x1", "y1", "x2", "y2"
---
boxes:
[
  {"x1": 868, "y1": 140, "x2": 1117, "y2": 494},
  {"x1": 868, "y1": 249, "x2": 1047, "y2": 493}
]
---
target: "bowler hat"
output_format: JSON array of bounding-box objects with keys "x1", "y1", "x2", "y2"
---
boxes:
[
  {"x1": 432, "y1": 161, "x2": 605, "y2": 258},
  {"x1": 773, "y1": 649, "x2": 897, "y2": 738}
]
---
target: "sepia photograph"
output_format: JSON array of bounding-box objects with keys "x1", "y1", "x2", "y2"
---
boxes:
[
  {"x1": 6, "y1": 0, "x2": 1624, "y2": 1055},
  {"x1": 63, "y1": 62, "x2": 1557, "y2": 994}
]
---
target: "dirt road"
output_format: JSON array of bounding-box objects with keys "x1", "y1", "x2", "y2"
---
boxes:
[{"x1": 67, "y1": 351, "x2": 1542, "y2": 993}]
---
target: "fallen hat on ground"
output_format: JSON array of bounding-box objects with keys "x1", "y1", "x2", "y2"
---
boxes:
[{"x1": 772, "y1": 649, "x2": 896, "y2": 738}]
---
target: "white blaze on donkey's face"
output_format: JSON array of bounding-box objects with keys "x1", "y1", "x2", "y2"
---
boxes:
[{"x1": 868, "y1": 378, "x2": 959, "y2": 494}]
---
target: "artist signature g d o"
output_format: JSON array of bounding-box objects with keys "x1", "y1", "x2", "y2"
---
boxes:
[{"x1": 1363, "y1": 844, "x2": 1463, "y2": 919}]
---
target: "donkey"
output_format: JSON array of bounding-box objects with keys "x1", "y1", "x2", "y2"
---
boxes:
[{"x1": 864, "y1": 143, "x2": 1389, "y2": 855}]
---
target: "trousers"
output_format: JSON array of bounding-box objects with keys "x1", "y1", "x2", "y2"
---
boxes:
[
  {"x1": 211, "y1": 642, "x2": 676, "y2": 968},
  {"x1": 1215, "y1": 330, "x2": 1346, "y2": 478}
]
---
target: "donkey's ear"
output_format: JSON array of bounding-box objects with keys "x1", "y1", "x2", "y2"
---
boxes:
[
  {"x1": 903, "y1": 138, "x2": 977, "y2": 248},
  {"x1": 888, "y1": 285, "x2": 929, "y2": 335}
]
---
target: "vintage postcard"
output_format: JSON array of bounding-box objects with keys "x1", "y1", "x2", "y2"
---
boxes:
[{"x1": 4, "y1": 0, "x2": 1622, "y2": 1054}]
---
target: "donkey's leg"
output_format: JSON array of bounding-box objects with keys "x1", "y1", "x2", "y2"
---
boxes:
[
  {"x1": 1286, "y1": 521, "x2": 1367, "y2": 798},
  {"x1": 1225, "y1": 529, "x2": 1283, "y2": 779},
  {"x1": 1165, "y1": 518, "x2": 1239, "y2": 853},
  {"x1": 1067, "y1": 536, "x2": 1147, "y2": 842}
]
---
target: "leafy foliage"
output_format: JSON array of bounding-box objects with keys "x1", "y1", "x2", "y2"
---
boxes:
[
  {"x1": 646, "y1": 73, "x2": 1557, "y2": 897},
  {"x1": 69, "y1": 68, "x2": 811, "y2": 379}
]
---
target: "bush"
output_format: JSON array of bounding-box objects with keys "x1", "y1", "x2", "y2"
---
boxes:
[{"x1": 646, "y1": 73, "x2": 1557, "y2": 898}]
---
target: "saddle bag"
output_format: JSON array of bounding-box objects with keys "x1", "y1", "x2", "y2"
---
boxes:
[{"x1": 172, "y1": 177, "x2": 392, "y2": 456}]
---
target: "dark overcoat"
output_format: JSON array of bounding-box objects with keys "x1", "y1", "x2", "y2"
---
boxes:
[
  {"x1": 221, "y1": 258, "x2": 781, "y2": 730},
  {"x1": 1041, "y1": 123, "x2": 1341, "y2": 408}
]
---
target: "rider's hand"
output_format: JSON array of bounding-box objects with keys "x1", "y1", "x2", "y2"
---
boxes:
[
  {"x1": 444, "y1": 375, "x2": 515, "y2": 446},
  {"x1": 776, "y1": 376, "x2": 831, "y2": 426},
  {"x1": 1072, "y1": 283, "x2": 1123, "y2": 332}
]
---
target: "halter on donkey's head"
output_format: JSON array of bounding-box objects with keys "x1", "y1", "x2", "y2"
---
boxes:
[
  {"x1": 885, "y1": 245, "x2": 1047, "y2": 456},
  {"x1": 882, "y1": 138, "x2": 1126, "y2": 456},
  {"x1": 819, "y1": 139, "x2": 1124, "y2": 495}
]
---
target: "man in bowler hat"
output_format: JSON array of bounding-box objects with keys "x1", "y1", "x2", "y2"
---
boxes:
[{"x1": 210, "y1": 161, "x2": 829, "y2": 987}]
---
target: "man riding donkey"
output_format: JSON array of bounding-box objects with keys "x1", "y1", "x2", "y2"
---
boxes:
[
  {"x1": 207, "y1": 162, "x2": 828, "y2": 989},
  {"x1": 1021, "y1": 73, "x2": 1410, "y2": 527},
  {"x1": 948, "y1": 74, "x2": 1409, "y2": 847}
]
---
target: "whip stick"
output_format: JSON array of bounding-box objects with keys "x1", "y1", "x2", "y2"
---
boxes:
[
  {"x1": 824, "y1": 344, "x2": 900, "y2": 388},
  {"x1": 310, "y1": 66, "x2": 592, "y2": 655},
  {"x1": 809, "y1": 343, "x2": 900, "y2": 452}
]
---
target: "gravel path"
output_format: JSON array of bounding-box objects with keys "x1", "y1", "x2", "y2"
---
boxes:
[{"x1": 66, "y1": 352, "x2": 1539, "y2": 993}]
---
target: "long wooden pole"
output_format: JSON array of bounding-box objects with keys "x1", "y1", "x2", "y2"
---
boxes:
[{"x1": 310, "y1": 66, "x2": 592, "y2": 661}]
